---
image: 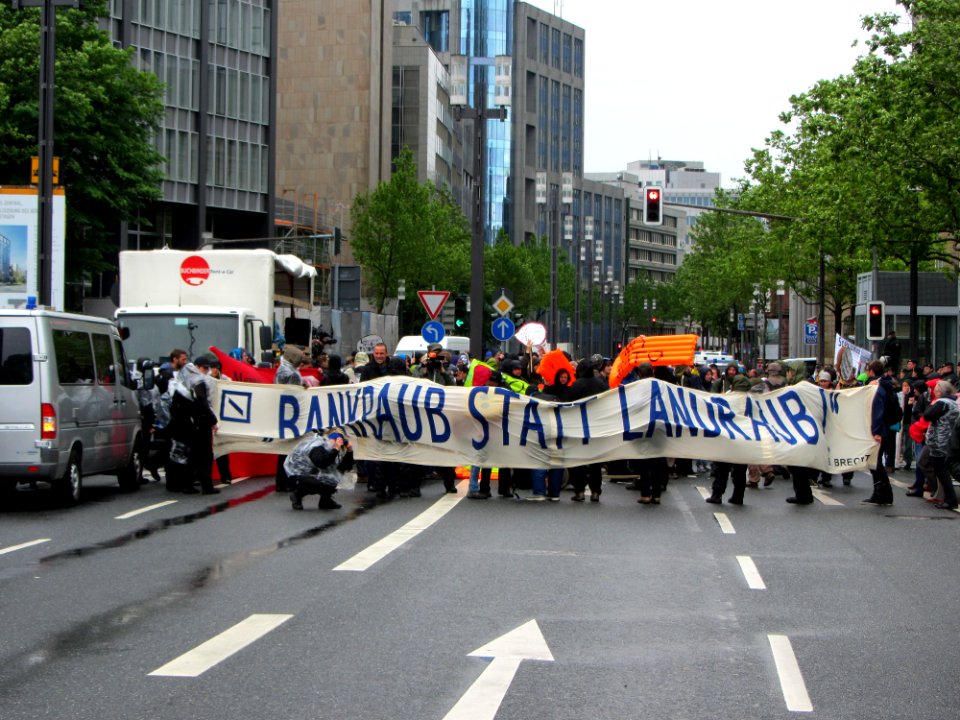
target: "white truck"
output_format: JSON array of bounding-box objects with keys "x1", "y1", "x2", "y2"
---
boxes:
[{"x1": 115, "y1": 248, "x2": 316, "y2": 363}]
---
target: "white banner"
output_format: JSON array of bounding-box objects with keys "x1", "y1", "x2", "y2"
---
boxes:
[{"x1": 213, "y1": 378, "x2": 879, "y2": 474}]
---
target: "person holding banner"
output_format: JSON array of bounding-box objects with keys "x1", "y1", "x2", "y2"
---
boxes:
[
  {"x1": 862, "y1": 360, "x2": 896, "y2": 506},
  {"x1": 705, "y1": 374, "x2": 752, "y2": 506}
]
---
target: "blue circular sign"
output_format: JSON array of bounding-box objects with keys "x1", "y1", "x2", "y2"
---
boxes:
[
  {"x1": 491, "y1": 317, "x2": 515, "y2": 342},
  {"x1": 421, "y1": 320, "x2": 446, "y2": 343}
]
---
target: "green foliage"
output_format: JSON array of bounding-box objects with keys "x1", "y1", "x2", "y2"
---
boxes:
[
  {"x1": 483, "y1": 232, "x2": 575, "y2": 322},
  {"x1": 0, "y1": 2, "x2": 165, "y2": 281},
  {"x1": 350, "y1": 147, "x2": 471, "y2": 312}
]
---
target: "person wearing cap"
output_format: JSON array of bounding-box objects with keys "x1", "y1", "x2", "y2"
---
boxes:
[
  {"x1": 862, "y1": 359, "x2": 896, "y2": 506},
  {"x1": 705, "y1": 374, "x2": 752, "y2": 505},
  {"x1": 285, "y1": 431, "x2": 355, "y2": 510}
]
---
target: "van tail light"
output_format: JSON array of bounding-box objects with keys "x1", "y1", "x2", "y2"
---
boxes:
[{"x1": 41, "y1": 403, "x2": 57, "y2": 439}]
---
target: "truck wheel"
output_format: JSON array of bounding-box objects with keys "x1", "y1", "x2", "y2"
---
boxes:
[
  {"x1": 117, "y1": 442, "x2": 143, "y2": 492},
  {"x1": 56, "y1": 451, "x2": 83, "y2": 506}
]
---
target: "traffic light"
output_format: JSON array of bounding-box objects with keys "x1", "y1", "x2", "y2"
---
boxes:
[
  {"x1": 454, "y1": 296, "x2": 467, "y2": 333},
  {"x1": 866, "y1": 300, "x2": 885, "y2": 340},
  {"x1": 643, "y1": 187, "x2": 662, "y2": 226}
]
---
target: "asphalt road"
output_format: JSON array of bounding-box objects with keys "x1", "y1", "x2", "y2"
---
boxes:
[{"x1": 0, "y1": 468, "x2": 957, "y2": 719}]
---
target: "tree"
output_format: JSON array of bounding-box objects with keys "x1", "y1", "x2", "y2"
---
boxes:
[
  {"x1": 0, "y1": 2, "x2": 166, "y2": 286},
  {"x1": 350, "y1": 147, "x2": 471, "y2": 313}
]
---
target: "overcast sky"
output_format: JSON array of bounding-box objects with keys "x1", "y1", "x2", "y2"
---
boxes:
[{"x1": 527, "y1": 0, "x2": 906, "y2": 186}]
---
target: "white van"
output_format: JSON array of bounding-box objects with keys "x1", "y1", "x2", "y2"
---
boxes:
[
  {"x1": 392, "y1": 335, "x2": 471, "y2": 359},
  {"x1": 0, "y1": 309, "x2": 143, "y2": 505}
]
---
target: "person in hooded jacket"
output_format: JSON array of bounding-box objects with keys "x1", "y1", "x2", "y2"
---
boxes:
[
  {"x1": 167, "y1": 357, "x2": 219, "y2": 495},
  {"x1": 321, "y1": 354, "x2": 351, "y2": 386},
  {"x1": 286, "y1": 431, "x2": 355, "y2": 510},
  {"x1": 862, "y1": 360, "x2": 896, "y2": 505},
  {"x1": 567, "y1": 357, "x2": 608, "y2": 502},
  {"x1": 273, "y1": 344, "x2": 306, "y2": 492}
]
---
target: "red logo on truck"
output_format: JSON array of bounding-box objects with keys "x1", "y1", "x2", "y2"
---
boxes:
[{"x1": 180, "y1": 255, "x2": 211, "y2": 286}]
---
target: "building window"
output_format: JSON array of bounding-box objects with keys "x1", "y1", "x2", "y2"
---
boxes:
[
  {"x1": 540, "y1": 22, "x2": 549, "y2": 64},
  {"x1": 562, "y1": 33, "x2": 572, "y2": 74},
  {"x1": 574, "y1": 37, "x2": 583, "y2": 77},
  {"x1": 551, "y1": 27, "x2": 561, "y2": 69}
]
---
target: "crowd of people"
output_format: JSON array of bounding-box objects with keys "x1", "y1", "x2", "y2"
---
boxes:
[{"x1": 131, "y1": 335, "x2": 960, "y2": 514}]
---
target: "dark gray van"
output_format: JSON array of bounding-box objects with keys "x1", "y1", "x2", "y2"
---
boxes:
[{"x1": 0, "y1": 309, "x2": 142, "y2": 505}]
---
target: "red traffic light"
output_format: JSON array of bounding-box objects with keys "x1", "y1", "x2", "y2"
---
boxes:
[
  {"x1": 869, "y1": 305, "x2": 881, "y2": 316},
  {"x1": 646, "y1": 189, "x2": 659, "y2": 201}
]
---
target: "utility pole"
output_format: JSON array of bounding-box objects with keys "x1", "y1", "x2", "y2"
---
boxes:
[{"x1": 15, "y1": 0, "x2": 78, "y2": 307}]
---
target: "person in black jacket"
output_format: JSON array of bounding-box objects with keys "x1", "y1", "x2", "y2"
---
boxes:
[
  {"x1": 321, "y1": 354, "x2": 351, "y2": 386},
  {"x1": 567, "y1": 357, "x2": 608, "y2": 502}
]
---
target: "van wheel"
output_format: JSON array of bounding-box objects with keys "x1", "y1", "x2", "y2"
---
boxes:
[
  {"x1": 117, "y1": 442, "x2": 143, "y2": 492},
  {"x1": 56, "y1": 451, "x2": 82, "y2": 506}
]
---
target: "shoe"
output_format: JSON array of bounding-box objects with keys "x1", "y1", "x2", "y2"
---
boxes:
[
  {"x1": 637, "y1": 496, "x2": 651, "y2": 504},
  {"x1": 905, "y1": 490, "x2": 924, "y2": 497},
  {"x1": 728, "y1": 497, "x2": 744, "y2": 505},
  {"x1": 763, "y1": 473, "x2": 775, "y2": 487},
  {"x1": 786, "y1": 497, "x2": 813, "y2": 504},
  {"x1": 547, "y1": 496, "x2": 560, "y2": 502},
  {"x1": 571, "y1": 493, "x2": 585, "y2": 502},
  {"x1": 445, "y1": 486, "x2": 458, "y2": 494},
  {"x1": 290, "y1": 493, "x2": 303, "y2": 510},
  {"x1": 746, "y1": 481, "x2": 759, "y2": 488},
  {"x1": 147, "y1": 468, "x2": 162, "y2": 483},
  {"x1": 590, "y1": 494, "x2": 600, "y2": 502},
  {"x1": 934, "y1": 502, "x2": 958, "y2": 510},
  {"x1": 861, "y1": 497, "x2": 892, "y2": 506},
  {"x1": 650, "y1": 497, "x2": 661, "y2": 504},
  {"x1": 466, "y1": 492, "x2": 488, "y2": 499},
  {"x1": 925, "y1": 497, "x2": 942, "y2": 503},
  {"x1": 818, "y1": 481, "x2": 833, "y2": 489},
  {"x1": 201, "y1": 488, "x2": 220, "y2": 495},
  {"x1": 408, "y1": 489, "x2": 421, "y2": 498},
  {"x1": 526, "y1": 495, "x2": 546, "y2": 502},
  {"x1": 318, "y1": 497, "x2": 342, "y2": 510},
  {"x1": 705, "y1": 495, "x2": 722, "y2": 504}
]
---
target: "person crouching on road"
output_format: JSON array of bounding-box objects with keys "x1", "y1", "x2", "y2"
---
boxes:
[{"x1": 286, "y1": 431, "x2": 355, "y2": 510}]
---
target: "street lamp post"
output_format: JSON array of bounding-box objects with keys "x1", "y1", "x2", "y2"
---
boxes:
[
  {"x1": 451, "y1": 54, "x2": 510, "y2": 359},
  {"x1": 397, "y1": 278, "x2": 405, "y2": 337},
  {"x1": 583, "y1": 216, "x2": 595, "y2": 356}
]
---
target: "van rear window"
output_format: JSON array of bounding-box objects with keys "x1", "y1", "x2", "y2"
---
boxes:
[{"x1": 0, "y1": 327, "x2": 33, "y2": 385}]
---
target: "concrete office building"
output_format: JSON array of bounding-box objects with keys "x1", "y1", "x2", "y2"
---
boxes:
[
  {"x1": 103, "y1": 0, "x2": 277, "y2": 249},
  {"x1": 275, "y1": 0, "x2": 393, "y2": 228}
]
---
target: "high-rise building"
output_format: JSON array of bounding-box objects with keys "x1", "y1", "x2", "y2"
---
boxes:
[{"x1": 103, "y1": 1, "x2": 277, "y2": 249}]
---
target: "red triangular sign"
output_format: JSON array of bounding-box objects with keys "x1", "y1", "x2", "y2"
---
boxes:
[{"x1": 417, "y1": 290, "x2": 450, "y2": 320}]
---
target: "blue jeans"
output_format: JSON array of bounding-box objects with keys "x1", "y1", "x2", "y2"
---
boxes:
[
  {"x1": 468, "y1": 466, "x2": 492, "y2": 495},
  {"x1": 531, "y1": 468, "x2": 563, "y2": 498}
]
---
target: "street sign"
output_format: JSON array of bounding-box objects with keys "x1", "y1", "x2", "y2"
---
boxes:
[
  {"x1": 492, "y1": 293, "x2": 514, "y2": 317},
  {"x1": 491, "y1": 317, "x2": 515, "y2": 342},
  {"x1": 804, "y1": 318, "x2": 818, "y2": 345},
  {"x1": 421, "y1": 320, "x2": 445, "y2": 343},
  {"x1": 737, "y1": 313, "x2": 745, "y2": 331},
  {"x1": 417, "y1": 290, "x2": 450, "y2": 320}
]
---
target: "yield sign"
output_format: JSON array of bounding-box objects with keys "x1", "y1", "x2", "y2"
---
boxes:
[{"x1": 417, "y1": 290, "x2": 450, "y2": 320}]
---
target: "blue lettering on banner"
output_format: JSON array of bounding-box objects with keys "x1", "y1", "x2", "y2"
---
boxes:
[
  {"x1": 278, "y1": 395, "x2": 300, "y2": 438},
  {"x1": 667, "y1": 386, "x2": 699, "y2": 438},
  {"x1": 376, "y1": 383, "x2": 402, "y2": 441},
  {"x1": 647, "y1": 383, "x2": 673, "y2": 438},
  {"x1": 553, "y1": 405, "x2": 565, "y2": 449},
  {"x1": 688, "y1": 393, "x2": 722, "y2": 438},
  {"x1": 220, "y1": 390, "x2": 253, "y2": 423},
  {"x1": 305, "y1": 394, "x2": 323, "y2": 433},
  {"x1": 424, "y1": 387, "x2": 451, "y2": 442},
  {"x1": 494, "y1": 388, "x2": 515, "y2": 446},
  {"x1": 778, "y1": 390, "x2": 819, "y2": 444},
  {"x1": 744, "y1": 397, "x2": 780, "y2": 442},
  {"x1": 397, "y1": 383, "x2": 424, "y2": 441},
  {"x1": 711, "y1": 396, "x2": 751, "y2": 440},
  {"x1": 619, "y1": 386, "x2": 645, "y2": 441},
  {"x1": 759, "y1": 398, "x2": 796, "y2": 445},
  {"x1": 520, "y1": 401, "x2": 548, "y2": 449},
  {"x1": 468, "y1": 388, "x2": 490, "y2": 450}
]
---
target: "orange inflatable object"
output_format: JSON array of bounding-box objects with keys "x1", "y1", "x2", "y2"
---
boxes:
[
  {"x1": 608, "y1": 334, "x2": 698, "y2": 388},
  {"x1": 536, "y1": 349, "x2": 576, "y2": 386},
  {"x1": 454, "y1": 466, "x2": 500, "y2": 480}
]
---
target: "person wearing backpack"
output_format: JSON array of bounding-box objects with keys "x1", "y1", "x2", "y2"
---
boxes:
[{"x1": 863, "y1": 360, "x2": 896, "y2": 506}]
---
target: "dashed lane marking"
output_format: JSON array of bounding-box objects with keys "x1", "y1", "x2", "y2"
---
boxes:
[
  {"x1": 768, "y1": 633, "x2": 813, "y2": 712},
  {"x1": 811, "y1": 489, "x2": 844, "y2": 506},
  {"x1": 714, "y1": 512, "x2": 735, "y2": 534},
  {"x1": 333, "y1": 480, "x2": 468, "y2": 572},
  {"x1": 0, "y1": 538, "x2": 51, "y2": 556},
  {"x1": 696, "y1": 485, "x2": 711, "y2": 499},
  {"x1": 148, "y1": 613, "x2": 293, "y2": 677},
  {"x1": 736, "y1": 555, "x2": 766, "y2": 589},
  {"x1": 114, "y1": 500, "x2": 179, "y2": 519}
]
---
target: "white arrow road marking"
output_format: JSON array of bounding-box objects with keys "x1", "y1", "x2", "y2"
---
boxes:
[
  {"x1": 714, "y1": 512, "x2": 736, "y2": 534},
  {"x1": 811, "y1": 489, "x2": 844, "y2": 506},
  {"x1": 148, "y1": 613, "x2": 292, "y2": 677},
  {"x1": 768, "y1": 634, "x2": 813, "y2": 712},
  {"x1": 114, "y1": 500, "x2": 178, "y2": 520},
  {"x1": 0, "y1": 538, "x2": 50, "y2": 556},
  {"x1": 736, "y1": 555, "x2": 767, "y2": 589},
  {"x1": 443, "y1": 620, "x2": 554, "y2": 720},
  {"x1": 333, "y1": 480, "x2": 467, "y2": 572},
  {"x1": 696, "y1": 485, "x2": 711, "y2": 499}
]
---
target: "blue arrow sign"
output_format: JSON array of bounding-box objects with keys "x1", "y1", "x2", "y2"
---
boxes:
[
  {"x1": 421, "y1": 320, "x2": 445, "y2": 343},
  {"x1": 491, "y1": 317, "x2": 515, "y2": 342}
]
